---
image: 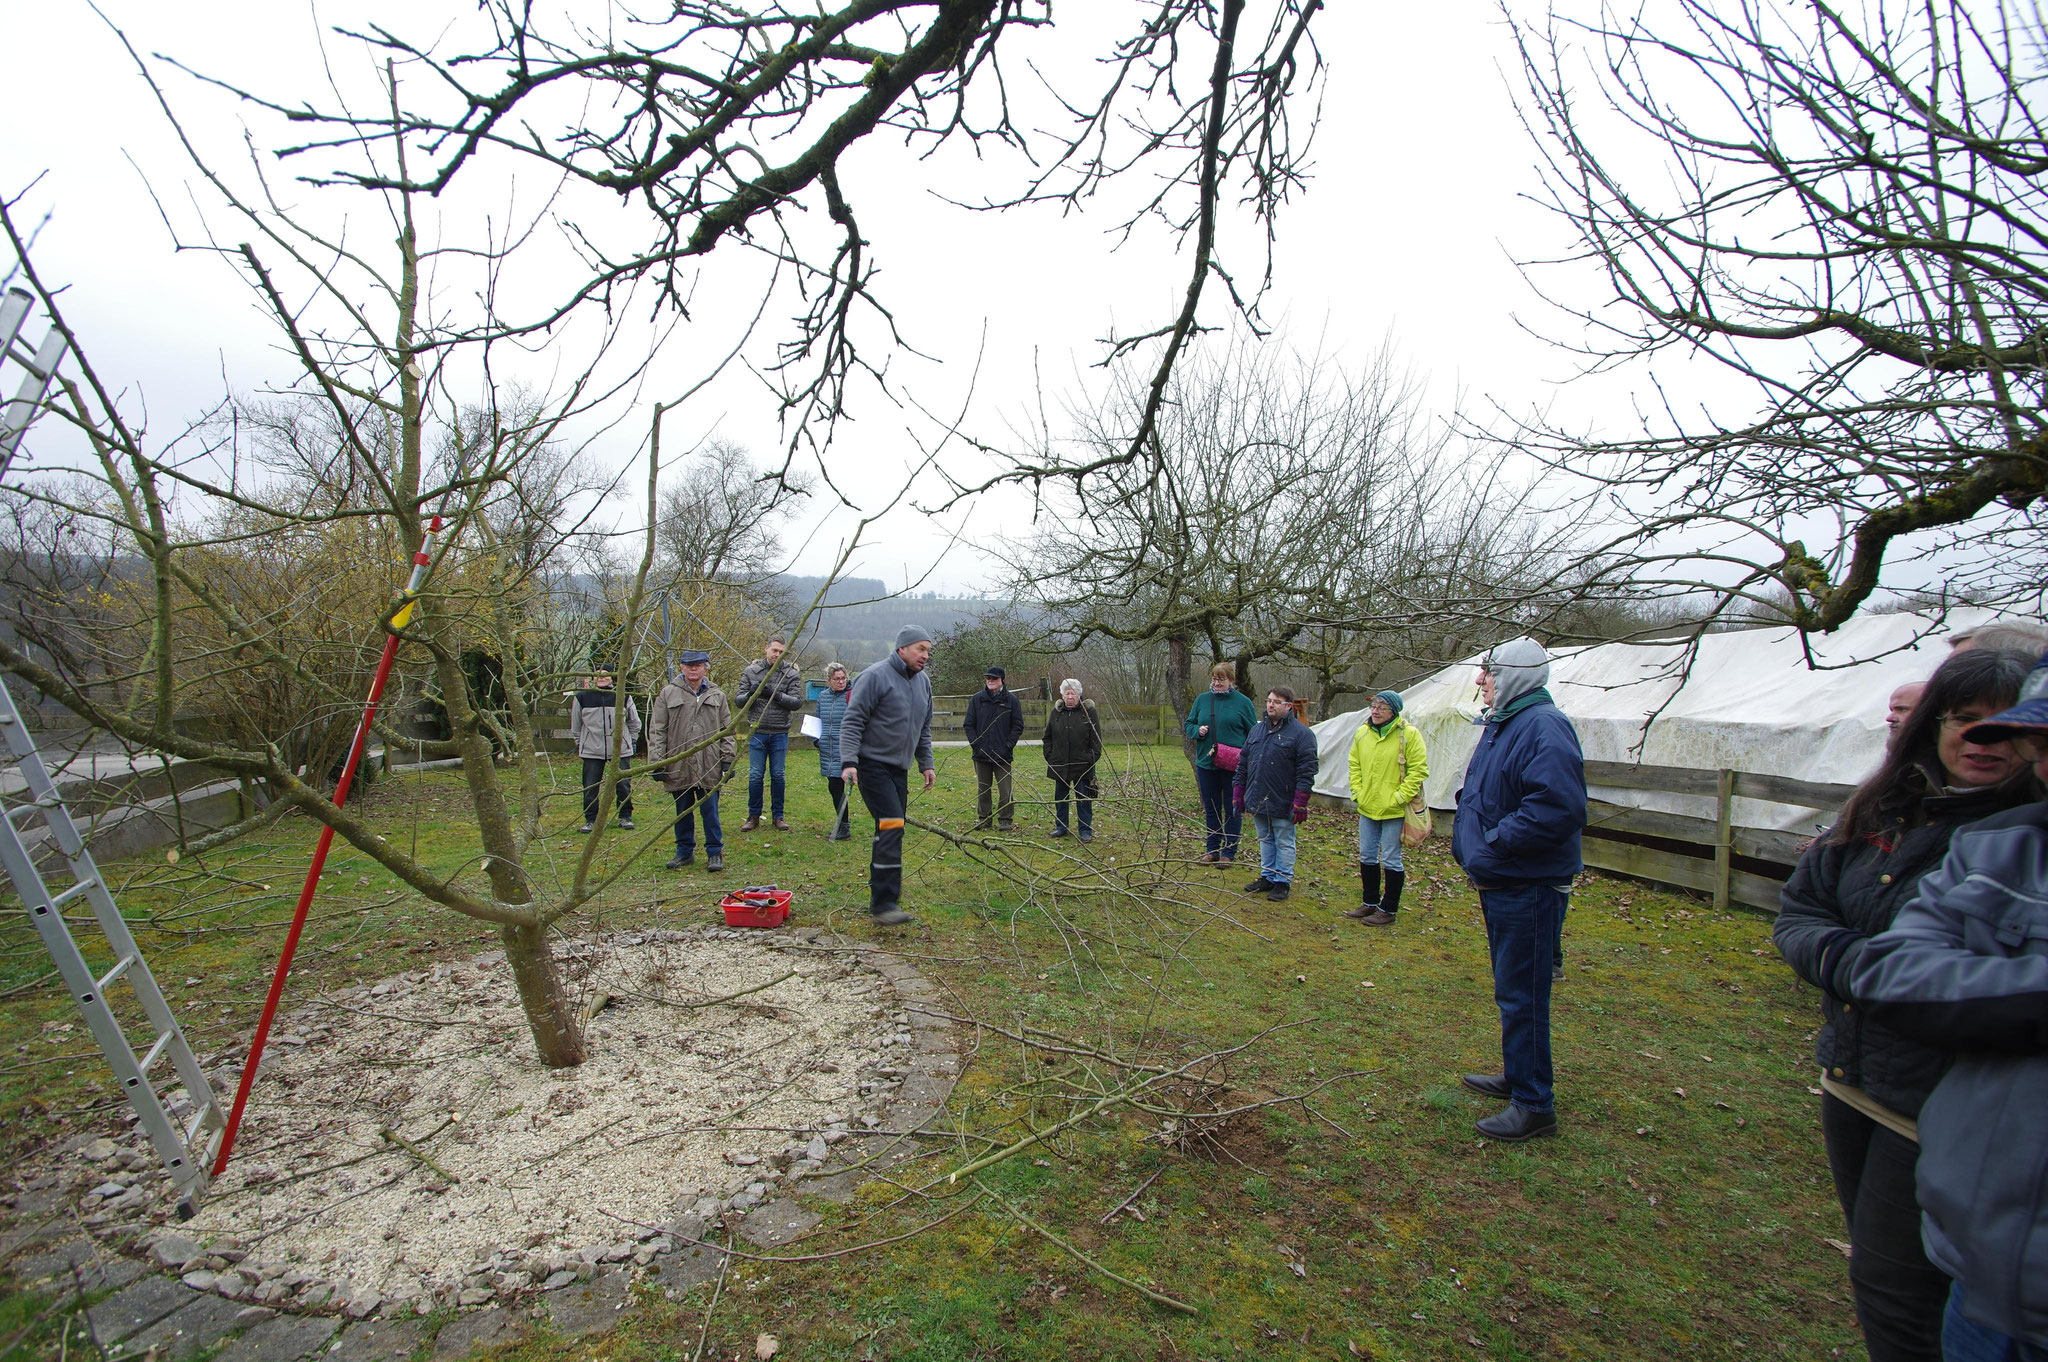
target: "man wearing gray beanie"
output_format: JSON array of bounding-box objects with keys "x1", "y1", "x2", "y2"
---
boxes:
[
  {"x1": 1450, "y1": 636, "x2": 1587, "y2": 1142},
  {"x1": 838, "y1": 625, "x2": 938, "y2": 925}
]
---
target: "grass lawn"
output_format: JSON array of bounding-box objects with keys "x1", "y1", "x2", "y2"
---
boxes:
[{"x1": 0, "y1": 743, "x2": 1862, "y2": 1360}]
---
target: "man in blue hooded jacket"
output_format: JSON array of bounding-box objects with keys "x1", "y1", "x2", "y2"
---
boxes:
[{"x1": 1451, "y1": 637, "x2": 1587, "y2": 1142}]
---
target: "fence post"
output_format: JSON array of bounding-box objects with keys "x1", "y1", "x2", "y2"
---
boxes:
[{"x1": 1713, "y1": 768, "x2": 1735, "y2": 912}]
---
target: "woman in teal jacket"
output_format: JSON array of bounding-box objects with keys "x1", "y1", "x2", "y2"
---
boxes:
[
  {"x1": 1184, "y1": 663, "x2": 1258, "y2": 864},
  {"x1": 1344, "y1": 690, "x2": 1427, "y2": 924}
]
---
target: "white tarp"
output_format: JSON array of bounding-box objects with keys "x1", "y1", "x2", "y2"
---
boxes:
[{"x1": 1310, "y1": 608, "x2": 2031, "y2": 838}]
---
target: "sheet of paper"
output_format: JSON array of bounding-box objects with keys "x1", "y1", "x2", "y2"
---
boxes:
[{"x1": 800, "y1": 713, "x2": 822, "y2": 739}]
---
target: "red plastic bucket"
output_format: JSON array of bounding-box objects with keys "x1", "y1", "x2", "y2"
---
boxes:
[{"x1": 721, "y1": 888, "x2": 793, "y2": 928}]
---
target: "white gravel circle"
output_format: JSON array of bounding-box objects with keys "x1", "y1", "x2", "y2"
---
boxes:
[{"x1": 182, "y1": 930, "x2": 901, "y2": 1310}]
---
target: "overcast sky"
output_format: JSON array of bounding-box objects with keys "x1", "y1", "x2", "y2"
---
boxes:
[{"x1": 0, "y1": 2, "x2": 1719, "y2": 597}]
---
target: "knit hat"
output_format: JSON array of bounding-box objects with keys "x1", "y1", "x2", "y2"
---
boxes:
[
  {"x1": 1483, "y1": 637, "x2": 1550, "y2": 710},
  {"x1": 1374, "y1": 689, "x2": 1404, "y2": 716},
  {"x1": 1963, "y1": 650, "x2": 2048, "y2": 742},
  {"x1": 985, "y1": 665, "x2": 1005, "y2": 679},
  {"x1": 896, "y1": 624, "x2": 932, "y2": 650}
]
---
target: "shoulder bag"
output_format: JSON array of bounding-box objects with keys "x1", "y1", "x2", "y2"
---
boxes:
[{"x1": 1396, "y1": 725, "x2": 1431, "y2": 846}]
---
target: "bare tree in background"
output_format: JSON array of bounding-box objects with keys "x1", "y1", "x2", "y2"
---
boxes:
[{"x1": 1505, "y1": 0, "x2": 2048, "y2": 634}]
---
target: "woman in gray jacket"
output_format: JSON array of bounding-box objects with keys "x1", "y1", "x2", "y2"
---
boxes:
[{"x1": 568, "y1": 670, "x2": 641, "y2": 833}]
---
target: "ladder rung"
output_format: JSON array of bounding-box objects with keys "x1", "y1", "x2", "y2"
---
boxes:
[
  {"x1": 138, "y1": 1029, "x2": 174, "y2": 1076},
  {"x1": 96, "y1": 953, "x2": 137, "y2": 992},
  {"x1": 48, "y1": 878, "x2": 98, "y2": 912}
]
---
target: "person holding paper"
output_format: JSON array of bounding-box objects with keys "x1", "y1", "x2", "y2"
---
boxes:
[{"x1": 814, "y1": 663, "x2": 853, "y2": 840}]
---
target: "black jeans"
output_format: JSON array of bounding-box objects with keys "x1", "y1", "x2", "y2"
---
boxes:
[
  {"x1": 1821, "y1": 1093, "x2": 1948, "y2": 1362},
  {"x1": 1194, "y1": 764, "x2": 1241, "y2": 857},
  {"x1": 580, "y1": 757, "x2": 632, "y2": 823},
  {"x1": 1052, "y1": 771, "x2": 1096, "y2": 834},
  {"x1": 855, "y1": 761, "x2": 910, "y2": 912},
  {"x1": 825, "y1": 776, "x2": 852, "y2": 835}
]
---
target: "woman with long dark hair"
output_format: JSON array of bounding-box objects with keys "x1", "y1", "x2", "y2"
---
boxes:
[{"x1": 1775, "y1": 648, "x2": 2038, "y2": 1362}]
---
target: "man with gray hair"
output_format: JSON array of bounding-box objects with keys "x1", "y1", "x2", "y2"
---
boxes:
[
  {"x1": 1451, "y1": 637, "x2": 1587, "y2": 1142},
  {"x1": 1948, "y1": 618, "x2": 2048, "y2": 655},
  {"x1": 839, "y1": 626, "x2": 937, "y2": 926}
]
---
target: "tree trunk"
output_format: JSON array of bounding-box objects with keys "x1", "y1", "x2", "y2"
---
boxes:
[
  {"x1": 501, "y1": 920, "x2": 587, "y2": 1067},
  {"x1": 1166, "y1": 635, "x2": 1196, "y2": 762},
  {"x1": 1233, "y1": 656, "x2": 1254, "y2": 696}
]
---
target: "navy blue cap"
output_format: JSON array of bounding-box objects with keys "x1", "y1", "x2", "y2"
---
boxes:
[
  {"x1": 677, "y1": 650, "x2": 711, "y2": 666},
  {"x1": 1963, "y1": 650, "x2": 2048, "y2": 741},
  {"x1": 986, "y1": 665, "x2": 1005, "y2": 678}
]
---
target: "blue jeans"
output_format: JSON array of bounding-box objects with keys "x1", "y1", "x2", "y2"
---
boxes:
[
  {"x1": 1195, "y1": 765, "x2": 1242, "y2": 858},
  {"x1": 1479, "y1": 884, "x2": 1566, "y2": 1113},
  {"x1": 1944, "y1": 1283, "x2": 2048, "y2": 1362},
  {"x1": 669, "y1": 787, "x2": 722, "y2": 859},
  {"x1": 1356, "y1": 815, "x2": 1404, "y2": 870},
  {"x1": 747, "y1": 731, "x2": 788, "y2": 819},
  {"x1": 1252, "y1": 813, "x2": 1297, "y2": 884}
]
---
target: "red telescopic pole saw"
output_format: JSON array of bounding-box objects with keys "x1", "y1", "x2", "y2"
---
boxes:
[{"x1": 211, "y1": 516, "x2": 445, "y2": 1176}]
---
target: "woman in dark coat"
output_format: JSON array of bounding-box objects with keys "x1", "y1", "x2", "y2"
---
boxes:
[
  {"x1": 1043, "y1": 678, "x2": 1104, "y2": 842},
  {"x1": 815, "y1": 663, "x2": 852, "y2": 840},
  {"x1": 1774, "y1": 648, "x2": 2037, "y2": 1362}
]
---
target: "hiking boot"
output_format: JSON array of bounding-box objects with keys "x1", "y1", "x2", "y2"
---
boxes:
[
  {"x1": 1476, "y1": 1105, "x2": 1558, "y2": 1142},
  {"x1": 1461, "y1": 1073, "x2": 1511, "y2": 1098},
  {"x1": 998, "y1": 823, "x2": 1015, "y2": 833},
  {"x1": 663, "y1": 854, "x2": 693, "y2": 870},
  {"x1": 1355, "y1": 909, "x2": 1397, "y2": 927},
  {"x1": 1242, "y1": 876, "x2": 1273, "y2": 894},
  {"x1": 1267, "y1": 882, "x2": 1290, "y2": 902},
  {"x1": 740, "y1": 817, "x2": 761, "y2": 833},
  {"x1": 706, "y1": 853, "x2": 725, "y2": 872},
  {"x1": 773, "y1": 818, "x2": 791, "y2": 832},
  {"x1": 871, "y1": 907, "x2": 916, "y2": 926}
]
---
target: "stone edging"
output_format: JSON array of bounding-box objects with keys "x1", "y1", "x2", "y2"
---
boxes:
[{"x1": 0, "y1": 928, "x2": 963, "y2": 1360}]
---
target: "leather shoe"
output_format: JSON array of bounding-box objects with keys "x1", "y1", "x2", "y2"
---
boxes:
[
  {"x1": 1476, "y1": 1104, "x2": 1558, "y2": 1142},
  {"x1": 1461, "y1": 1072, "x2": 1511, "y2": 1097},
  {"x1": 773, "y1": 818, "x2": 791, "y2": 831},
  {"x1": 705, "y1": 854, "x2": 725, "y2": 872},
  {"x1": 1341, "y1": 901, "x2": 1381, "y2": 920},
  {"x1": 1267, "y1": 882, "x2": 1290, "y2": 902},
  {"x1": 740, "y1": 817, "x2": 761, "y2": 832},
  {"x1": 1199, "y1": 852, "x2": 1220, "y2": 865},
  {"x1": 827, "y1": 826, "x2": 852, "y2": 842},
  {"x1": 1355, "y1": 909, "x2": 1396, "y2": 927},
  {"x1": 1242, "y1": 876, "x2": 1273, "y2": 894}
]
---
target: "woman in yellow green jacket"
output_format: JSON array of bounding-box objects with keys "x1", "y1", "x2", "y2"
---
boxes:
[{"x1": 1344, "y1": 690, "x2": 1427, "y2": 926}]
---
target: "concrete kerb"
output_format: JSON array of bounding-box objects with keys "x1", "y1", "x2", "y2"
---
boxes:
[{"x1": 3, "y1": 924, "x2": 966, "y2": 1358}]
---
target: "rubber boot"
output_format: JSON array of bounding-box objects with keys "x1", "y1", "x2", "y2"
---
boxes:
[
  {"x1": 1343, "y1": 862, "x2": 1382, "y2": 919},
  {"x1": 1381, "y1": 868, "x2": 1405, "y2": 917}
]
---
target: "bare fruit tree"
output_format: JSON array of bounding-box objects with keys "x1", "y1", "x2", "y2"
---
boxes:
[
  {"x1": 0, "y1": 1, "x2": 1331, "y2": 1068},
  {"x1": 1505, "y1": 0, "x2": 2048, "y2": 632}
]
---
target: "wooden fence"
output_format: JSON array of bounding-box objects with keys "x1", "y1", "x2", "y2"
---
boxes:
[
  {"x1": 530, "y1": 695, "x2": 1182, "y2": 754},
  {"x1": 1577, "y1": 760, "x2": 1853, "y2": 914}
]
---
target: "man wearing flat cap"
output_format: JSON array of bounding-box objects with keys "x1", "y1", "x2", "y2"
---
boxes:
[
  {"x1": 963, "y1": 665, "x2": 1024, "y2": 832},
  {"x1": 649, "y1": 650, "x2": 735, "y2": 873},
  {"x1": 839, "y1": 626, "x2": 938, "y2": 925}
]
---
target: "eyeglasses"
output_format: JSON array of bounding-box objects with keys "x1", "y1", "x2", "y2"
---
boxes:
[{"x1": 1939, "y1": 712, "x2": 1999, "y2": 732}]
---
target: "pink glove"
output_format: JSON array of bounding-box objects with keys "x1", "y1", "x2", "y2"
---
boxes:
[
  {"x1": 1231, "y1": 786, "x2": 1245, "y2": 816},
  {"x1": 1291, "y1": 791, "x2": 1310, "y2": 824}
]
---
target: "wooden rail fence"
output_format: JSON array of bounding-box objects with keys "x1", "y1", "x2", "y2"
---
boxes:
[{"x1": 1578, "y1": 760, "x2": 1853, "y2": 914}]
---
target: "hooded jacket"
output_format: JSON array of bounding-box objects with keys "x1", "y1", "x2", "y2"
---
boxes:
[
  {"x1": 1451, "y1": 644, "x2": 1586, "y2": 887},
  {"x1": 1774, "y1": 769, "x2": 2037, "y2": 1117},
  {"x1": 1348, "y1": 715, "x2": 1428, "y2": 821},
  {"x1": 568, "y1": 687, "x2": 642, "y2": 761},
  {"x1": 1849, "y1": 800, "x2": 2048, "y2": 1346},
  {"x1": 1232, "y1": 710, "x2": 1319, "y2": 818}
]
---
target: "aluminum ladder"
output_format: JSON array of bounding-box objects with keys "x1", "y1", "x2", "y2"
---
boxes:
[{"x1": 0, "y1": 285, "x2": 221, "y2": 1215}]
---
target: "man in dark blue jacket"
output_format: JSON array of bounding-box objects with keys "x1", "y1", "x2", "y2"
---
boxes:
[
  {"x1": 963, "y1": 666, "x2": 1025, "y2": 831},
  {"x1": 1452, "y1": 637, "x2": 1587, "y2": 1142},
  {"x1": 1232, "y1": 686, "x2": 1319, "y2": 902}
]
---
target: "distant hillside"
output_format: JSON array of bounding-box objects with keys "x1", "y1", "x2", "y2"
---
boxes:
[{"x1": 779, "y1": 576, "x2": 1003, "y2": 667}]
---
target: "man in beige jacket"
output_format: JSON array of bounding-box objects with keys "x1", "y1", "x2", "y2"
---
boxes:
[{"x1": 648, "y1": 650, "x2": 735, "y2": 872}]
